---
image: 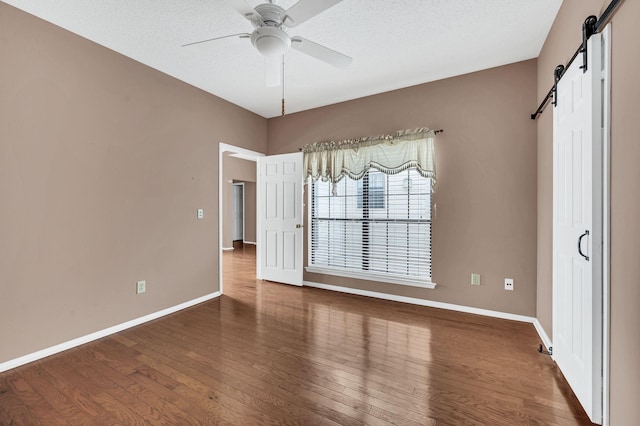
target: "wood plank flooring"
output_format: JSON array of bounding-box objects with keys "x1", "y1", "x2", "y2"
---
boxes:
[{"x1": 0, "y1": 244, "x2": 594, "y2": 425}]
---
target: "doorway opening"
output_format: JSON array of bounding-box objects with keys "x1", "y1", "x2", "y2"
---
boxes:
[{"x1": 218, "y1": 143, "x2": 264, "y2": 294}]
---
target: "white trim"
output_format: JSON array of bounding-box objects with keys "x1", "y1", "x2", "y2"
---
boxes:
[
  {"x1": 0, "y1": 292, "x2": 221, "y2": 373},
  {"x1": 219, "y1": 143, "x2": 264, "y2": 293},
  {"x1": 533, "y1": 318, "x2": 553, "y2": 354},
  {"x1": 305, "y1": 266, "x2": 436, "y2": 289},
  {"x1": 229, "y1": 152, "x2": 260, "y2": 162},
  {"x1": 219, "y1": 143, "x2": 264, "y2": 161},
  {"x1": 255, "y1": 158, "x2": 262, "y2": 280},
  {"x1": 243, "y1": 241, "x2": 257, "y2": 245},
  {"x1": 600, "y1": 23, "x2": 611, "y2": 426},
  {"x1": 303, "y1": 281, "x2": 535, "y2": 323},
  {"x1": 222, "y1": 247, "x2": 235, "y2": 251},
  {"x1": 232, "y1": 182, "x2": 245, "y2": 242}
]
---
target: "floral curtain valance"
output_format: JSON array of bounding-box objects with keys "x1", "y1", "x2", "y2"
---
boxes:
[{"x1": 302, "y1": 128, "x2": 437, "y2": 191}]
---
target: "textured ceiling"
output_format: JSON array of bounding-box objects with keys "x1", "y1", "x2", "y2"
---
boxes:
[{"x1": 4, "y1": 0, "x2": 562, "y2": 118}]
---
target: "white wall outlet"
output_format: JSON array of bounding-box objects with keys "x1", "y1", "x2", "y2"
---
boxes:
[
  {"x1": 136, "y1": 280, "x2": 146, "y2": 294},
  {"x1": 197, "y1": 208, "x2": 204, "y2": 219},
  {"x1": 471, "y1": 273, "x2": 481, "y2": 286},
  {"x1": 504, "y1": 278, "x2": 514, "y2": 291}
]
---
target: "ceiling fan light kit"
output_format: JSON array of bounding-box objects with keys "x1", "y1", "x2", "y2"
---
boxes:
[{"x1": 251, "y1": 26, "x2": 291, "y2": 57}]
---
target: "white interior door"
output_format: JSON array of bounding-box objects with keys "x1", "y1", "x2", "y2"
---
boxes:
[
  {"x1": 257, "y1": 152, "x2": 303, "y2": 286},
  {"x1": 552, "y1": 33, "x2": 603, "y2": 424},
  {"x1": 232, "y1": 184, "x2": 244, "y2": 241}
]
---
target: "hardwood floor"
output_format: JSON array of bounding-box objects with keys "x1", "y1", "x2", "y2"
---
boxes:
[{"x1": 0, "y1": 244, "x2": 593, "y2": 425}]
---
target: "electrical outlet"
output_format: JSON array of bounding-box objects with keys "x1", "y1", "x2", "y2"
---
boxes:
[
  {"x1": 504, "y1": 278, "x2": 514, "y2": 291},
  {"x1": 197, "y1": 209, "x2": 204, "y2": 219},
  {"x1": 471, "y1": 273, "x2": 481, "y2": 286},
  {"x1": 136, "y1": 280, "x2": 146, "y2": 294}
]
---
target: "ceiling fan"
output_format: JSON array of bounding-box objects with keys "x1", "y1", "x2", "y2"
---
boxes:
[{"x1": 183, "y1": 0, "x2": 353, "y2": 87}]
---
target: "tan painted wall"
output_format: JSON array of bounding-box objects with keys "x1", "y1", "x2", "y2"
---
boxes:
[
  {"x1": 222, "y1": 154, "x2": 257, "y2": 248},
  {"x1": 0, "y1": 4, "x2": 267, "y2": 363},
  {"x1": 268, "y1": 60, "x2": 538, "y2": 316},
  {"x1": 537, "y1": 0, "x2": 640, "y2": 422}
]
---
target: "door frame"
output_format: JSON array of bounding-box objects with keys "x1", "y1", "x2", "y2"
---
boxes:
[
  {"x1": 218, "y1": 143, "x2": 264, "y2": 294},
  {"x1": 232, "y1": 182, "x2": 245, "y2": 242},
  {"x1": 600, "y1": 24, "x2": 611, "y2": 426}
]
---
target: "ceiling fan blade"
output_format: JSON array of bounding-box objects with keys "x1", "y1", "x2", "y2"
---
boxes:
[
  {"x1": 283, "y1": 0, "x2": 342, "y2": 28},
  {"x1": 265, "y1": 55, "x2": 282, "y2": 87},
  {"x1": 224, "y1": 0, "x2": 262, "y2": 24},
  {"x1": 182, "y1": 33, "x2": 250, "y2": 48},
  {"x1": 291, "y1": 36, "x2": 352, "y2": 69}
]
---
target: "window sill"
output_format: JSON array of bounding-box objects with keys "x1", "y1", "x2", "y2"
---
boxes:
[{"x1": 305, "y1": 266, "x2": 437, "y2": 289}]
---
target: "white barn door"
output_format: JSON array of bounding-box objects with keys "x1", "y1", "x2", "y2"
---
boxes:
[
  {"x1": 257, "y1": 152, "x2": 303, "y2": 286},
  {"x1": 552, "y1": 33, "x2": 603, "y2": 424}
]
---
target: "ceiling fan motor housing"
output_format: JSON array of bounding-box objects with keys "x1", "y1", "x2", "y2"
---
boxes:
[
  {"x1": 250, "y1": 4, "x2": 291, "y2": 57},
  {"x1": 254, "y1": 3, "x2": 286, "y2": 26}
]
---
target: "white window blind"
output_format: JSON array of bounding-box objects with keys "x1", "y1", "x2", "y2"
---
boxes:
[{"x1": 310, "y1": 167, "x2": 432, "y2": 285}]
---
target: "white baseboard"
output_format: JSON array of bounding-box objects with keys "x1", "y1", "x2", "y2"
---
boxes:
[
  {"x1": 304, "y1": 281, "x2": 536, "y2": 323},
  {"x1": 0, "y1": 291, "x2": 221, "y2": 373},
  {"x1": 2, "y1": 284, "x2": 555, "y2": 373},
  {"x1": 243, "y1": 241, "x2": 256, "y2": 245},
  {"x1": 304, "y1": 281, "x2": 555, "y2": 349},
  {"x1": 222, "y1": 247, "x2": 234, "y2": 251},
  {"x1": 533, "y1": 318, "x2": 553, "y2": 353}
]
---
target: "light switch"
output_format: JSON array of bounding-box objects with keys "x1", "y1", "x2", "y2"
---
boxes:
[{"x1": 471, "y1": 273, "x2": 481, "y2": 286}]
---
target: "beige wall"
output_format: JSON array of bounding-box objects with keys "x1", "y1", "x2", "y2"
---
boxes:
[
  {"x1": 0, "y1": 4, "x2": 267, "y2": 363},
  {"x1": 268, "y1": 60, "x2": 538, "y2": 316},
  {"x1": 222, "y1": 154, "x2": 257, "y2": 248},
  {"x1": 537, "y1": 0, "x2": 640, "y2": 422}
]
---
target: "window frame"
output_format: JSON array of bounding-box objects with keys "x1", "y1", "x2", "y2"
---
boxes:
[{"x1": 305, "y1": 169, "x2": 436, "y2": 289}]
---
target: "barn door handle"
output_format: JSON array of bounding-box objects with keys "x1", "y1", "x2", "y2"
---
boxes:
[{"x1": 578, "y1": 230, "x2": 590, "y2": 261}]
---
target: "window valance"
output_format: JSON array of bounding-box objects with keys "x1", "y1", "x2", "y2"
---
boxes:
[{"x1": 302, "y1": 128, "x2": 436, "y2": 192}]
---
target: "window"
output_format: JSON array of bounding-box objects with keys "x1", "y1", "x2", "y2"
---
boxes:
[
  {"x1": 308, "y1": 167, "x2": 433, "y2": 287},
  {"x1": 357, "y1": 172, "x2": 385, "y2": 209}
]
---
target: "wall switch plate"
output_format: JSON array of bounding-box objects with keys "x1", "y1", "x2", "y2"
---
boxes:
[
  {"x1": 136, "y1": 280, "x2": 146, "y2": 294},
  {"x1": 197, "y1": 209, "x2": 204, "y2": 219},
  {"x1": 471, "y1": 273, "x2": 481, "y2": 286},
  {"x1": 504, "y1": 278, "x2": 514, "y2": 291}
]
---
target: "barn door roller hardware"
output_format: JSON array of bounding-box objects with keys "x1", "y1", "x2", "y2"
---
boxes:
[
  {"x1": 579, "y1": 16, "x2": 598, "y2": 73},
  {"x1": 552, "y1": 65, "x2": 565, "y2": 107},
  {"x1": 530, "y1": 0, "x2": 624, "y2": 120}
]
